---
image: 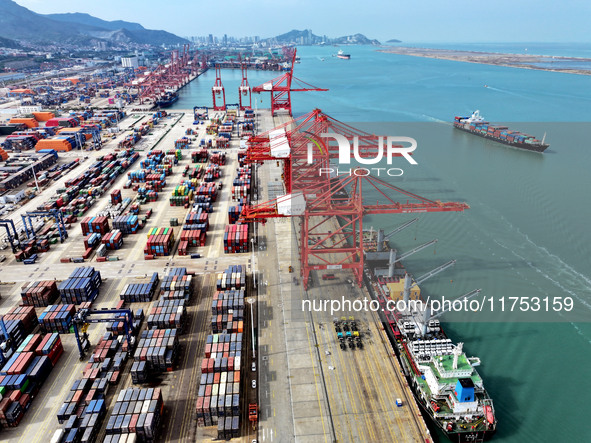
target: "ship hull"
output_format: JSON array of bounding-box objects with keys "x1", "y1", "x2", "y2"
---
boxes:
[
  {"x1": 363, "y1": 272, "x2": 496, "y2": 442},
  {"x1": 453, "y1": 124, "x2": 548, "y2": 152},
  {"x1": 156, "y1": 96, "x2": 178, "y2": 108},
  {"x1": 337, "y1": 55, "x2": 351, "y2": 60}
]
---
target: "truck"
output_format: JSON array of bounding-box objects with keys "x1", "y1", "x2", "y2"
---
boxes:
[{"x1": 23, "y1": 253, "x2": 38, "y2": 265}]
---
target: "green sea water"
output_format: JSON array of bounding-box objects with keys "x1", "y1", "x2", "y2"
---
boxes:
[{"x1": 171, "y1": 44, "x2": 591, "y2": 442}]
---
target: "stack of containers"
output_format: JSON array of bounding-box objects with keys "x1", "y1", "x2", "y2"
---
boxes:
[
  {"x1": 119, "y1": 273, "x2": 160, "y2": 303},
  {"x1": 216, "y1": 265, "x2": 247, "y2": 290},
  {"x1": 58, "y1": 267, "x2": 102, "y2": 304},
  {"x1": 80, "y1": 216, "x2": 110, "y2": 235},
  {"x1": 20, "y1": 280, "x2": 59, "y2": 307},
  {"x1": 103, "y1": 388, "x2": 163, "y2": 441},
  {"x1": 195, "y1": 182, "x2": 218, "y2": 202},
  {"x1": 147, "y1": 299, "x2": 186, "y2": 331},
  {"x1": 191, "y1": 149, "x2": 208, "y2": 163},
  {"x1": 183, "y1": 164, "x2": 204, "y2": 179},
  {"x1": 61, "y1": 398, "x2": 107, "y2": 443},
  {"x1": 83, "y1": 232, "x2": 102, "y2": 250},
  {"x1": 113, "y1": 214, "x2": 140, "y2": 234},
  {"x1": 138, "y1": 187, "x2": 158, "y2": 202},
  {"x1": 1, "y1": 306, "x2": 39, "y2": 335},
  {"x1": 144, "y1": 228, "x2": 175, "y2": 258},
  {"x1": 159, "y1": 268, "x2": 193, "y2": 301},
  {"x1": 196, "y1": 267, "x2": 244, "y2": 433},
  {"x1": 231, "y1": 166, "x2": 251, "y2": 201},
  {"x1": 38, "y1": 305, "x2": 76, "y2": 333},
  {"x1": 170, "y1": 185, "x2": 193, "y2": 207},
  {"x1": 0, "y1": 320, "x2": 27, "y2": 349},
  {"x1": 210, "y1": 290, "x2": 245, "y2": 334},
  {"x1": 101, "y1": 230, "x2": 124, "y2": 250},
  {"x1": 228, "y1": 204, "x2": 243, "y2": 224},
  {"x1": 180, "y1": 207, "x2": 209, "y2": 250},
  {"x1": 132, "y1": 329, "x2": 179, "y2": 378},
  {"x1": 56, "y1": 333, "x2": 129, "y2": 424},
  {"x1": 202, "y1": 164, "x2": 222, "y2": 182},
  {"x1": 111, "y1": 189, "x2": 122, "y2": 205},
  {"x1": 0, "y1": 333, "x2": 62, "y2": 427},
  {"x1": 209, "y1": 152, "x2": 227, "y2": 165},
  {"x1": 223, "y1": 225, "x2": 249, "y2": 254}
]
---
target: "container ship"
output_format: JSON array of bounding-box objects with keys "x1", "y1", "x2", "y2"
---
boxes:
[
  {"x1": 362, "y1": 229, "x2": 497, "y2": 442},
  {"x1": 453, "y1": 110, "x2": 548, "y2": 152},
  {"x1": 156, "y1": 91, "x2": 179, "y2": 108},
  {"x1": 337, "y1": 50, "x2": 351, "y2": 60}
]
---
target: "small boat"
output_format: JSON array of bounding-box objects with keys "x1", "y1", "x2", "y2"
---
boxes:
[{"x1": 337, "y1": 50, "x2": 351, "y2": 60}]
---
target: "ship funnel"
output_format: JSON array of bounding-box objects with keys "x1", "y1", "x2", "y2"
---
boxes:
[{"x1": 388, "y1": 249, "x2": 396, "y2": 278}]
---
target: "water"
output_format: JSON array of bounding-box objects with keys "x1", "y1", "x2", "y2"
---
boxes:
[{"x1": 171, "y1": 45, "x2": 591, "y2": 442}]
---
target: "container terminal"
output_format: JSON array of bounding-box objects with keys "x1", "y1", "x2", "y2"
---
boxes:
[{"x1": 0, "y1": 46, "x2": 491, "y2": 443}]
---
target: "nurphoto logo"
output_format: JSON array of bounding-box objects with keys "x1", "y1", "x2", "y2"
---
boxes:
[{"x1": 306, "y1": 132, "x2": 418, "y2": 177}]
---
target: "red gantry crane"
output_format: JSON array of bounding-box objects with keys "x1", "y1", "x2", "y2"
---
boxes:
[
  {"x1": 239, "y1": 62, "x2": 252, "y2": 111},
  {"x1": 239, "y1": 109, "x2": 469, "y2": 288},
  {"x1": 252, "y1": 48, "x2": 328, "y2": 115},
  {"x1": 212, "y1": 64, "x2": 226, "y2": 111},
  {"x1": 135, "y1": 45, "x2": 195, "y2": 104}
]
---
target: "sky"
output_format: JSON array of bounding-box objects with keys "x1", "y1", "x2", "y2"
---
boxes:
[{"x1": 13, "y1": 0, "x2": 591, "y2": 43}]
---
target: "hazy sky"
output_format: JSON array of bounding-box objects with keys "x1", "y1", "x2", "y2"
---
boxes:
[{"x1": 14, "y1": 0, "x2": 591, "y2": 43}]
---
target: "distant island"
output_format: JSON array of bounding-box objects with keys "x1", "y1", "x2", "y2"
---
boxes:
[
  {"x1": 264, "y1": 29, "x2": 381, "y2": 46},
  {"x1": 386, "y1": 39, "x2": 402, "y2": 43},
  {"x1": 380, "y1": 46, "x2": 591, "y2": 76}
]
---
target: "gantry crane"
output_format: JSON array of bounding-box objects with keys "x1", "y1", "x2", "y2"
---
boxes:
[
  {"x1": 212, "y1": 64, "x2": 226, "y2": 111},
  {"x1": 239, "y1": 62, "x2": 252, "y2": 111},
  {"x1": 252, "y1": 49, "x2": 328, "y2": 115},
  {"x1": 135, "y1": 45, "x2": 194, "y2": 104},
  {"x1": 239, "y1": 109, "x2": 469, "y2": 288}
]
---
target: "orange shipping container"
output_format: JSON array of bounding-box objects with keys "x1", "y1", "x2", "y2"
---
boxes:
[
  {"x1": 32, "y1": 112, "x2": 55, "y2": 122},
  {"x1": 35, "y1": 139, "x2": 72, "y2": 152},
  {"x1": 9, "y1": 118, "x2": 38, "y2": 128}
]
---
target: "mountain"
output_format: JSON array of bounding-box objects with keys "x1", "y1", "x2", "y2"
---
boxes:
[
  {"x1": 332, "y1": 33, "x2": 381, "y2": 45},
  {"x1": 269, "y1": 29, "x2": 380, "y2": 45},
  {"x1": 0, "y1": 35, "x2": 21, "y2": 49},
  {"x1": 0, "y1": 0, "x2": 188, "y2": 46},
  {"x1": 44, "y1": 13, "x2": 145, "y2": 32}
]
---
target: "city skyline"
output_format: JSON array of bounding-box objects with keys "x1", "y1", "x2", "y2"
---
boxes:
[{"x1": 13, "y1": 0, "x2": 591, "y2": 43}]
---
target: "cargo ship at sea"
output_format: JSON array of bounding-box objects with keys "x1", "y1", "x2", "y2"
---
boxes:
[
  {"x1": 454, "y1": 110, "x2": 548, "y2": 152},
  {"x1": 155, "y1": 91, "x2": 179, "y2": 108},
  {"x1": 336, "y1": 50, "x2": 351, "y2": 60},
  {"x1": 362, "y1": 228, "x2": 497, "y2": 442}
]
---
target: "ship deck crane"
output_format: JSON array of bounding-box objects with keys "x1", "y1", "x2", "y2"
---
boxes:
[
  {"x1": 385, "y1": 239, "x2": 438, "y2": 277},
  {"x1": 420, "y1": 289, "x2": 482, "y2": 336},
  {"x1": 376, "y1": 218, "x2": 419, "y2": 251},
  {"x1": 252, "y1": 49, "x2": 328, "y2": 115}
]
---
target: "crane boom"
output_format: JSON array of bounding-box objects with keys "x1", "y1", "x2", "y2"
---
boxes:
[
  {"x1": 413, "y1": 260, "x2": 456, "y2": 287},
  {"x1": 395, "y1": 239, "x2": 438, "y2": 264}
]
